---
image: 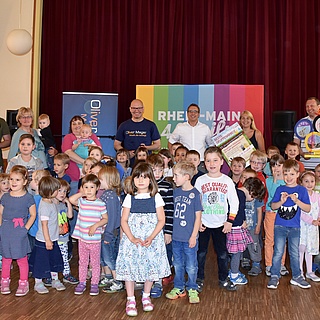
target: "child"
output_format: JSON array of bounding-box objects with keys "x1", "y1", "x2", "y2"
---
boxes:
[
  {"x1": 227, "y1": 188, "x2": 253, "y2": 285},
  {"x1": 158, "y1": 148, "x2": 174, "y2": 177},
  {"x1": 116, "y1": 162, "x2": 170, "y2": 317},
  {"x1": 38, "y1": 114, "x2": 56, "y2": 173},
  {"x1": 238, "y1": 177, "x2": 266, "y2": 276},
  {"x1": 186, "y1": 150, "x2": 205, "y2": 186},
  {"x1": 174, "y1": 145, "x2": 189, "y2": 163},
  {"x1": 264, "y1": 154, "x2": 288, "y2": 276},
  {"x1": 28, "y1": 170, "x2": 51, "y2": 253},
  {"x1": 0, "y1": 173, "x2": 10, "y2": 270},
  {"x1": 229, "y1": 157, "x2": 246, "y2": 186},
  {"x1": 268, "y1": 159, "x2": 311, "y2": 289},
  {"x1": 6, "y1": 134, "x2": 44, "y2": 181},
  {"x1": 299, "y1": 171, "x2": 320, "y2": 281},
  {"x1": 0, "y1": 165, "x2": 36, "y2": 296},
  {"x1": 70, "y1": 174, "x2": 108, "y2": 296},
  {"x1": 147, "y1": 154, "x2": 174, "y2": 297},
  {"x1": 97, "y1": 166, "x2": 122, "y2": 293},
  {"x1": 135, "y1": 146, "x2": 148, "y2": 161},
  {"x1": 83, "y1": 156, "x2": 98, "y2": 176},
  {"x1": 29, "y1": 176, "x2": 65, "y2": 294},
  {"x1": 89, "y1": 145, "x2": 104, "y2": 162},
  {"x1": 54, "y1": 179, "x2": 79, "y2": 284},
  {"x1": 195, "y1": 147, "x2": 239, "y2": 292},
  {"x1": 53, "y1": 153, "x2": 71, "y2": 183},
  {"x1": 263, "y1": 145, "x2": 280, "y2": 177},
  {"x1": 285, "y1": 142, "x2": 305, "y2": 173},
  {"x1": 0, "y1": 173, "x2": 10, "y2": 198},
  {"x1": 72, "y1": 124, "x2": 96, "y2": 169},
  {"x1": 116, "y1": 148, "x2": 132, "y2": 179},
  {"x1": 166, "y1": 161, "x2": 202, "y2": 303},
  {"x1": 170, "y1": 142, "x2": 183, "y2": 160},
  {"x1": 314, "y1": 163, "x2": 320, "y2": 193}
]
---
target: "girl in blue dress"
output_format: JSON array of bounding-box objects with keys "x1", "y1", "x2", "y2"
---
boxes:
[
  {"x1": 116, "y1": 162, "x2": 170, "y2": 317},
  {"x1": 0, "y1": 165, "x2": 36, "y2": 296}
]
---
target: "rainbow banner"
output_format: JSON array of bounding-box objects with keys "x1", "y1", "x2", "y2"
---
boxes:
[{"x1": 136, "y1": 84, "x2": 264, "y2": 148}]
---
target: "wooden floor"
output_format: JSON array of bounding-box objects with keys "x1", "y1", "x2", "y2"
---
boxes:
[{"x1": 1, "y1": 241, "x2": 320, "y2": 320}]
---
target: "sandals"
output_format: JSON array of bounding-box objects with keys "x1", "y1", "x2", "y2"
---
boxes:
[
  {"x1": 142, "y1": 297, "x2": 154, "y2": 312},
  {"x1": 126, "y1": 300, "x2": 138, "y2": 317}
]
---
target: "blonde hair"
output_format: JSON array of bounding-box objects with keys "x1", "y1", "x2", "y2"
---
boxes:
[
  {"x1": 54, "y1": 153, "x2": 70, "y2": 165},
  {"x1": 250, "y1": 150, "x2": 268, "y2": 164},
  {"x1": 38, "y1": 113, "x2": 50, "y2": 121},
  {"x1": 16, "y1": 107, "x2": 34, "y2": 127},
  {"x1": 240, "y1": 110, "x2": 257, "y2": 130},
  {"x1": 0, "y1": 173, "x2": 9, "y2": 183},
  {"x1": 82, "y1": 156, "x2": 98, "y2": 175},
  {"x1": 81, "y1": 124, "x2": 92, "y2": 134},
  {"x1": 98, "y1": 166, "x2": 121, "y2": 195},
  {"x1": 173, "y1": 160, "x2": 196, "y2": 180},
  {"x1": 299, "y1": 170, "x2": 315, "y2": 184},
  {"x1": 33, "y1": 169, "x2": 51, "y2": 183}
]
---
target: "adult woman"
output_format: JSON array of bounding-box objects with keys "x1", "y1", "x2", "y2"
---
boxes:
[
  {"x1": 8, "y1": 107, "x2": 47, "y2": 168},
  {"x1": 240, "y1": 110, "x2": 266, "y2": 153},
  {"x1": 61, "y1": 115, "x2": 101, "y2": 195}
]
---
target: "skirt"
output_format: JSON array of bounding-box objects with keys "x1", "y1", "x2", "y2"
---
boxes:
[
  {"x1": 226, "y1": 227, "x2": 253, "y2": 254},
  {"x1": 29, "y1": 239, "x2": 64, "y2": 278}
]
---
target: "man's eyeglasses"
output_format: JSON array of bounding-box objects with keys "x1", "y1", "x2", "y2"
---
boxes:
[
  {"x1": 130, "y1": 107, "x2": 143, "y2": 111},
  {"x1": 187, "y1": 110, "x2": 199, "y2": 114}
]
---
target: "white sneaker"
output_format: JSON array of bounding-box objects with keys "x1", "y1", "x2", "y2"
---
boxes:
[{"x1": 306, "y1": 272, "x2": 320, "y2": 282}]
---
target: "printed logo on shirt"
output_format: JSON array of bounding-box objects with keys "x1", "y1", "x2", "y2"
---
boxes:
[
  {"x1": 174, "y1": 192, "x2": 196, "y2": 227},
  {"x1": 125, "y1": 130, "x2": 147, "y2": 137}
]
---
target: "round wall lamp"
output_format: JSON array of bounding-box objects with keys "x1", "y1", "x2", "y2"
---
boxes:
[{"x1": 6, "y1": 29, "x2": 33, "y2": 55}]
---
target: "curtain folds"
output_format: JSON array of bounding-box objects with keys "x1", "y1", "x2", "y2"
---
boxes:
[{"x1": 40, "y1": 0, "x2": 320, "y2": 148}]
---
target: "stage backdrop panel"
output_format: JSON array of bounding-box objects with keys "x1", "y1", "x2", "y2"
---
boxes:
[
  {"x1": 136, "y1": 84, "x2": 264, "y2": 149},
  {"x1": 62, "y1": 92, "x2": 118, "y2": 156}
]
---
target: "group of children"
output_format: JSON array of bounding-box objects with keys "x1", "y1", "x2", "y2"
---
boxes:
[{"x1": 0, "y1": 114, "x2": 320, "y2": 317}]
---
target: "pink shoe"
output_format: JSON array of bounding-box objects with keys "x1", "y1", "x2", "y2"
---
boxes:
[
  {"x1": 1, "y1": 278, "x2": 11, "y2": 295},
  {"x1": 15, "y1": 280, "x2": 29, "y2": 297},
  {"x1": 126, "y1": 300, "x2": 138, "y2": 317},
  {"x1": 142, "y1": 296, "x2": 154, "y2": 312}
]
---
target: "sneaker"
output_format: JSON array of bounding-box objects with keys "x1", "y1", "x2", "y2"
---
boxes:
[
  {"x1": 63, "y1": 274, "x2": 79, "y2": 285},
  {"x1": 230, "y1": 274, "x2": 248, "y2": 285},
  {"x1": 15, "y1": 280, "x2": 29, "y2": 297},
  {"x1": 102, "y1": 280, "x2": 124, "y2": 293},
  {"x1": 98, "y1": 277, "x2": 113, "y2": 288},
  {"x1": 265, "y1": 266, "x2": 271, "y2": 277},
  {"x1": 142, "y1": 296, "x2": 154, "y2": 312},
  {"x1": 126, "y1": 300, "x2": 138, "y2": 317},
  {"x1": 1, "y1": 278, "x2": 11, "y2": 295},
  {"x1": 52, "y1": 279, "x2": 66, "y2": 291},
  {"x1": 162, "y1": 275, "x2": 174, "y2": 286},
  {"x1": 219, "y1": 279, "x2": 237, "y2": 291},
  {"x1": 241, "y1": 258, "x2": 251, "y2": 270},
  {"x1": 74, "y1": 282, "x2": 86, "y2": 295},
  {"x1": 188, "y1": 289, "x2": 200, "y2": 304},
  {"x1": 248, "y1": 265, "x2": 262, "y2": 276},
  {"x1": 150, "y1": 283, "x2": 163, "y2": 298},
  {"x1": 196, "y1": 278, "x2": 204, "y2": 293},
  {"x1": 34, "y1": 282, "x2": 49, "y2": 294},
  {"x1": 165, "y1": 288, "x2": 187, "y2": 300},
  {"x1": 90, "y1": 284, "x2": 99, "y2": 296},
  {"x1": 228, "y1": 270, "x2": 246, "y2": 279},
  {"x1": 43, "y1": 277, "x2": 52, "y2": 287},
  {"x1": 280, "y1": 265, "x2": 289, "y2": 276},
  {"x1": 306, "y1": 272, "x2": 320, "y2": 282},
  {"x1": 267, "y1": 276, "x2": 279, "y2": 289},
  {"x1": 290, "y1": 276, "x2": 311, "y2": 289}
]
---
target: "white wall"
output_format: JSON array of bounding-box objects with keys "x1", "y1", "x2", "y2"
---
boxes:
[
  {"x1": 0, "y1": 0, "x2": 34, "y2": 118},
  {"x1": 0, "y1": 0, "x2": 34, "y2": 156}
]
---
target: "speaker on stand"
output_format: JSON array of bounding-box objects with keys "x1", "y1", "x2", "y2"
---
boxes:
[
  {"x1": 272, "y1": 111, "x2": 296, "y2": 155},
  {"x1": 6, "y1": 109, "x2": 18, "y2": 137}
]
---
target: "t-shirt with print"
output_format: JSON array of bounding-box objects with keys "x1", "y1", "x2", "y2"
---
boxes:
[{"x1": 172, "y1": 187, "x2": 202, "y2": 242}]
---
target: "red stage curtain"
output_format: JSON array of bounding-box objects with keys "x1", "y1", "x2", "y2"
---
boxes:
[{"x1": 40, "y1": 0, "x2": 320, "y2": 148}]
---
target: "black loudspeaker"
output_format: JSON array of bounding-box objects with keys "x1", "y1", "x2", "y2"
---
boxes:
[
  {"x1": 272, "y1": 111, "x2": 296, "y2": 154},
  {"x1": 6, "y1": 109, "x2": 18, "y2": 136}
]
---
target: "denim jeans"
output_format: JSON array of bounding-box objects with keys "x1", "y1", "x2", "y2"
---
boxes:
[
  {"x1": 172, "y1": 240, "x2": 198, "y2": 291},
  {"x1": 270, "y1": 225, "x2": 301, "y2": 278},
  {"x1": 100, "y1": 229, "x2": 120, "y2": 271},
  {"x1": 197, "y1": 226, "x2": 228, "y2": 281}
]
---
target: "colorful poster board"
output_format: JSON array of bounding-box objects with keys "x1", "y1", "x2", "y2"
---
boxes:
[
  {"x1": 62, "y1": 92, "x2": 118, "y2": 156},
  {"x1": 136, "y1": 84, "x2": 264, "y2": 148}
]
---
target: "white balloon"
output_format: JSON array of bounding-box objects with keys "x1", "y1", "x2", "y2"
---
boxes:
[{"x1": 6, "y1": 29, "x2": 33, "y2": 55}]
